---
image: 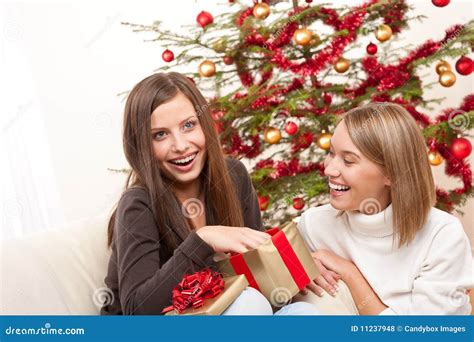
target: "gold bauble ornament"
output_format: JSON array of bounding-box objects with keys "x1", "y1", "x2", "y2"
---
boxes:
[
  {"x1": 435, "y1": 60, "x2": 451, "y2": 75},
  {"x1": 375, "y1": 24, "x2": 392, "y2": 42},
  {"x1": 317, "y1": 132, "x2": 332, "y2": 150},
  {"x1": 253, "y1": 3, "x2": 270, "y2": 20},
  {"x1": 198, "y1": 60, "x2": 216, "y2": 77},
  {"x1": 334, "y1": 57, "x2": 350, "y2": 73},
  {"x1": 264, "y1": 127, "x2": 281, "y2": 144},
  {"x1": 428, "y1": 150, "x2": 443, "y2": 166},
  {"x1": 213, "y1": 38, "x2": 227, "y2": 53},
  {"x1": 308, "y1": 33, "x2": 321, "y2": 47},
  {"x1": 293, "y1": 28, "x2": 313, "y2": 46},
  {"x1": 439, "y1": 70, "x2": 456, "y2": 87}
]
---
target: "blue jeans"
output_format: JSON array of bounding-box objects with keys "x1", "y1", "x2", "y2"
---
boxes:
[{"x1": 222, "y1": 287, "x2": 320, "y2": 315}]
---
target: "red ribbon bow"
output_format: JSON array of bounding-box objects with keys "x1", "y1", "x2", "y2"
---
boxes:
[{"x1": 161, "y1": 268, "x2": 225, "y2": 314}]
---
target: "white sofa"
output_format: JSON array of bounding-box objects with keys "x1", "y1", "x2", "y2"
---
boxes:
[
  {"x1": 1, "y1": 215, "x2": 111, "y2": 315},
  {"x1": 2, "y1": 215, "x2": 473, "y2": 315}
]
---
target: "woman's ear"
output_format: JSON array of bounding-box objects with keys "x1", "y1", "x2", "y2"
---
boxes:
[{"x1": 384, "y1": 175, "x2": 391, "y2": 187}]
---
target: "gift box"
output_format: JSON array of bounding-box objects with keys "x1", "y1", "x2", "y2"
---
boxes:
[
  {"x1": 164, "y1": 271, "x2": 248, "y2": 316},
  {"x1": 216, "y1": 221, "x2": 319, "y2": 306}
]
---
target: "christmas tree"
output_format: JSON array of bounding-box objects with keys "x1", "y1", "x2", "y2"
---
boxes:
[{"x1": 123, "y1": 0, "x2": 473, "y2": 226}]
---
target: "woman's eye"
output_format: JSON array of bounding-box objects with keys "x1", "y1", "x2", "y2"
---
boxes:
[
  {"x1": 344, "y1": 159, "x2": 354, "y2": 165},
  {"x1": 328, "y1": 150, "x2": 335, "y2": 156},
  {"x1": 153, "y1": 131, "x2": 167, "y2": 140},
  {"x1": 183, "y1": 120, "x2": 196, "y2": 130}
]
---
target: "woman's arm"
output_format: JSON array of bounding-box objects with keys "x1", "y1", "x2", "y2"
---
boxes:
[
  {"x1": 115, "y1": 188, "x2": 270, "y2": 315},
  {"x1": 114, "y1": 189, "x2": 216, "y2": 315},
  {"x1": 407, "y1": 220, "x2": 472, "y2": 315},
  {"x1": 343, "y1": 263, "x2": 389, "y2": 315}
]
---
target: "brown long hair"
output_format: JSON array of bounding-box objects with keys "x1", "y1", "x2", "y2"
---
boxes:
[
  {"x1": 342, "y1": 102, "x2": 436, "y2": 247},
  {"x1": 107, "y1": 72, "x2": 244, "y2": 248}
]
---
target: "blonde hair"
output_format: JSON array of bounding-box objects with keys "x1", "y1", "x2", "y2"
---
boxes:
[{"x1": 341, "y1": 102, "x2": 436, "y2": 247}]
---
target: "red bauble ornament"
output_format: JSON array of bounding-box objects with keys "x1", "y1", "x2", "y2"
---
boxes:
[
  {"x1": 285, "y1": 121, "x2": 298, "y2": 135},
  {"x1": 455, "y1": 56, "x2": 473, "y2": 76},
  {"x1": 223, "y1": 56, "x2": 234, "y2": 65},
  {"x1": 162, "y1": 49, "x2": 174, "y2": 63},
  {"x1": 323, "y1": 93, "x2": 332, "y2": 105},
  {"x1": 431, "y1": 0, "x2": 450, "y2": 7},
  {"x1": 258, "y1": 195, "x2": 270, "y2": 211},
  {"x1": 197, "y1": 11, "x2": 214, "y2": 28},
  {"x1": 293, "y1": 197, "x2": 305, "y2": 210},
  {"x1": 211, "y1": 111, "x2": 224, "y2": 121},
  {"x1": 451, "y1": 137, "x2": 472, "y2": 160},
  {"x1": 366, "y1": 42, "x2": 378, "y2": 55}
]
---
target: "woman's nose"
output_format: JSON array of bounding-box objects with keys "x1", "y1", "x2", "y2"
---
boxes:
[
  {"x1": 171, "y1": 133, "x2": 190, "y2": 153},
  {"x1": 323, "y1": 156, "x2": 340, "y2": 177}
]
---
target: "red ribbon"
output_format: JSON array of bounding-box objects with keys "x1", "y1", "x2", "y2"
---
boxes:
[
  {"x1": 230, "y1": 253, "x2": 261, "y2": 291},
  {"x1": 161, "y1": 268, "x2": 225, "y2": 314},
  {"x1": 270, "y1": 228, "x2": 310, "y2": 290},
  {"x1": 229, "y1": 227, "x2": 310, "y2": 292}
]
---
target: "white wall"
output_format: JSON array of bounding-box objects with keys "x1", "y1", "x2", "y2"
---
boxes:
[{"x1": 2, "y1": 0, "x2": 472, "y2": 241}]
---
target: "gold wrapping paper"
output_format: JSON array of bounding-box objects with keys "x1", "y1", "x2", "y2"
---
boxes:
[
  {"x1": 216, "y1": 222, "x2": 319, "y2": 305},
  {"x1": 165, "y1": 275, "x2": 248, "y2": 316}
]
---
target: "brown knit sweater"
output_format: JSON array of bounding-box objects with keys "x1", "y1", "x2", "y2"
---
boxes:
[{"x1": 100, "y1": 158, "x2": 263, "y2": 315}]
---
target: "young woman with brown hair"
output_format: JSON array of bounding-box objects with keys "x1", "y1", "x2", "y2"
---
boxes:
[{"x1": 101, "y1": 72, "x2": 319, "y2": 315}]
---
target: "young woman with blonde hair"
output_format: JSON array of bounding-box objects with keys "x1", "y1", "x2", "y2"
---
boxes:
[{"x1": 297, "y1": 102, "x2": 472, "y2": 315}]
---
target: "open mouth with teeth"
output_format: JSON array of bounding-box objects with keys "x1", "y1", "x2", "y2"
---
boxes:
[
  {"x1": 329, "y1": 181, "x2": 351, "y2": 192},
  {"x1": 169, "y1": 152, "x2": 198, "y2": 167}
]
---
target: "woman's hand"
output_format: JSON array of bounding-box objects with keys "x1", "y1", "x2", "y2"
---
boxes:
[
  {"x1": 196, "y1": 225, "x2": 271, "y2": 254},
  {"x1": 302, "y1": 249, "x2": 355, "y2": 297},
  {"x1": 302, "y1": 254, "x2": 342, "y2": 297},
  {"x1": 312, "y1": 249, "x2": 356, "y2": 281}
]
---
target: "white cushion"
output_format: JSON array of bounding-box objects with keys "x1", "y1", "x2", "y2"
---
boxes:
[{"x1": 1, "y1": 215, "x2": 111, "y2": 315}]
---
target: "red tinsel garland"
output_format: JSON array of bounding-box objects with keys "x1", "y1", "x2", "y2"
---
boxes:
[
  {"x1": 256, "y1": 158, "x2": 324, "y2": 180},
  {"x1": 382, "y1": 0, "x2": 407, "y2": 33},
  {"x1": 270, "y1": 9, "x2": 368, "y2": 76},
  {"x1": 229, "y1": 134, "x2": 261, "y2": 158},
  {"x1": 236, "y1": 7, "x2": 253, "y2": 27}
]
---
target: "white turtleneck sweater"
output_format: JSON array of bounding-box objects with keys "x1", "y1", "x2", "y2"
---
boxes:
[{"x1": 297, "y1": 204, "x2": 473, "y2": 315}]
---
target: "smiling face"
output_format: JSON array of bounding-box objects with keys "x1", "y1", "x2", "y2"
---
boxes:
[
  {"x1": 150, "y1": 92, "x2": 206, "y2": 186},
  {"x1": 324, "y1": 120, "x2": 391, "y2": 213}
]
